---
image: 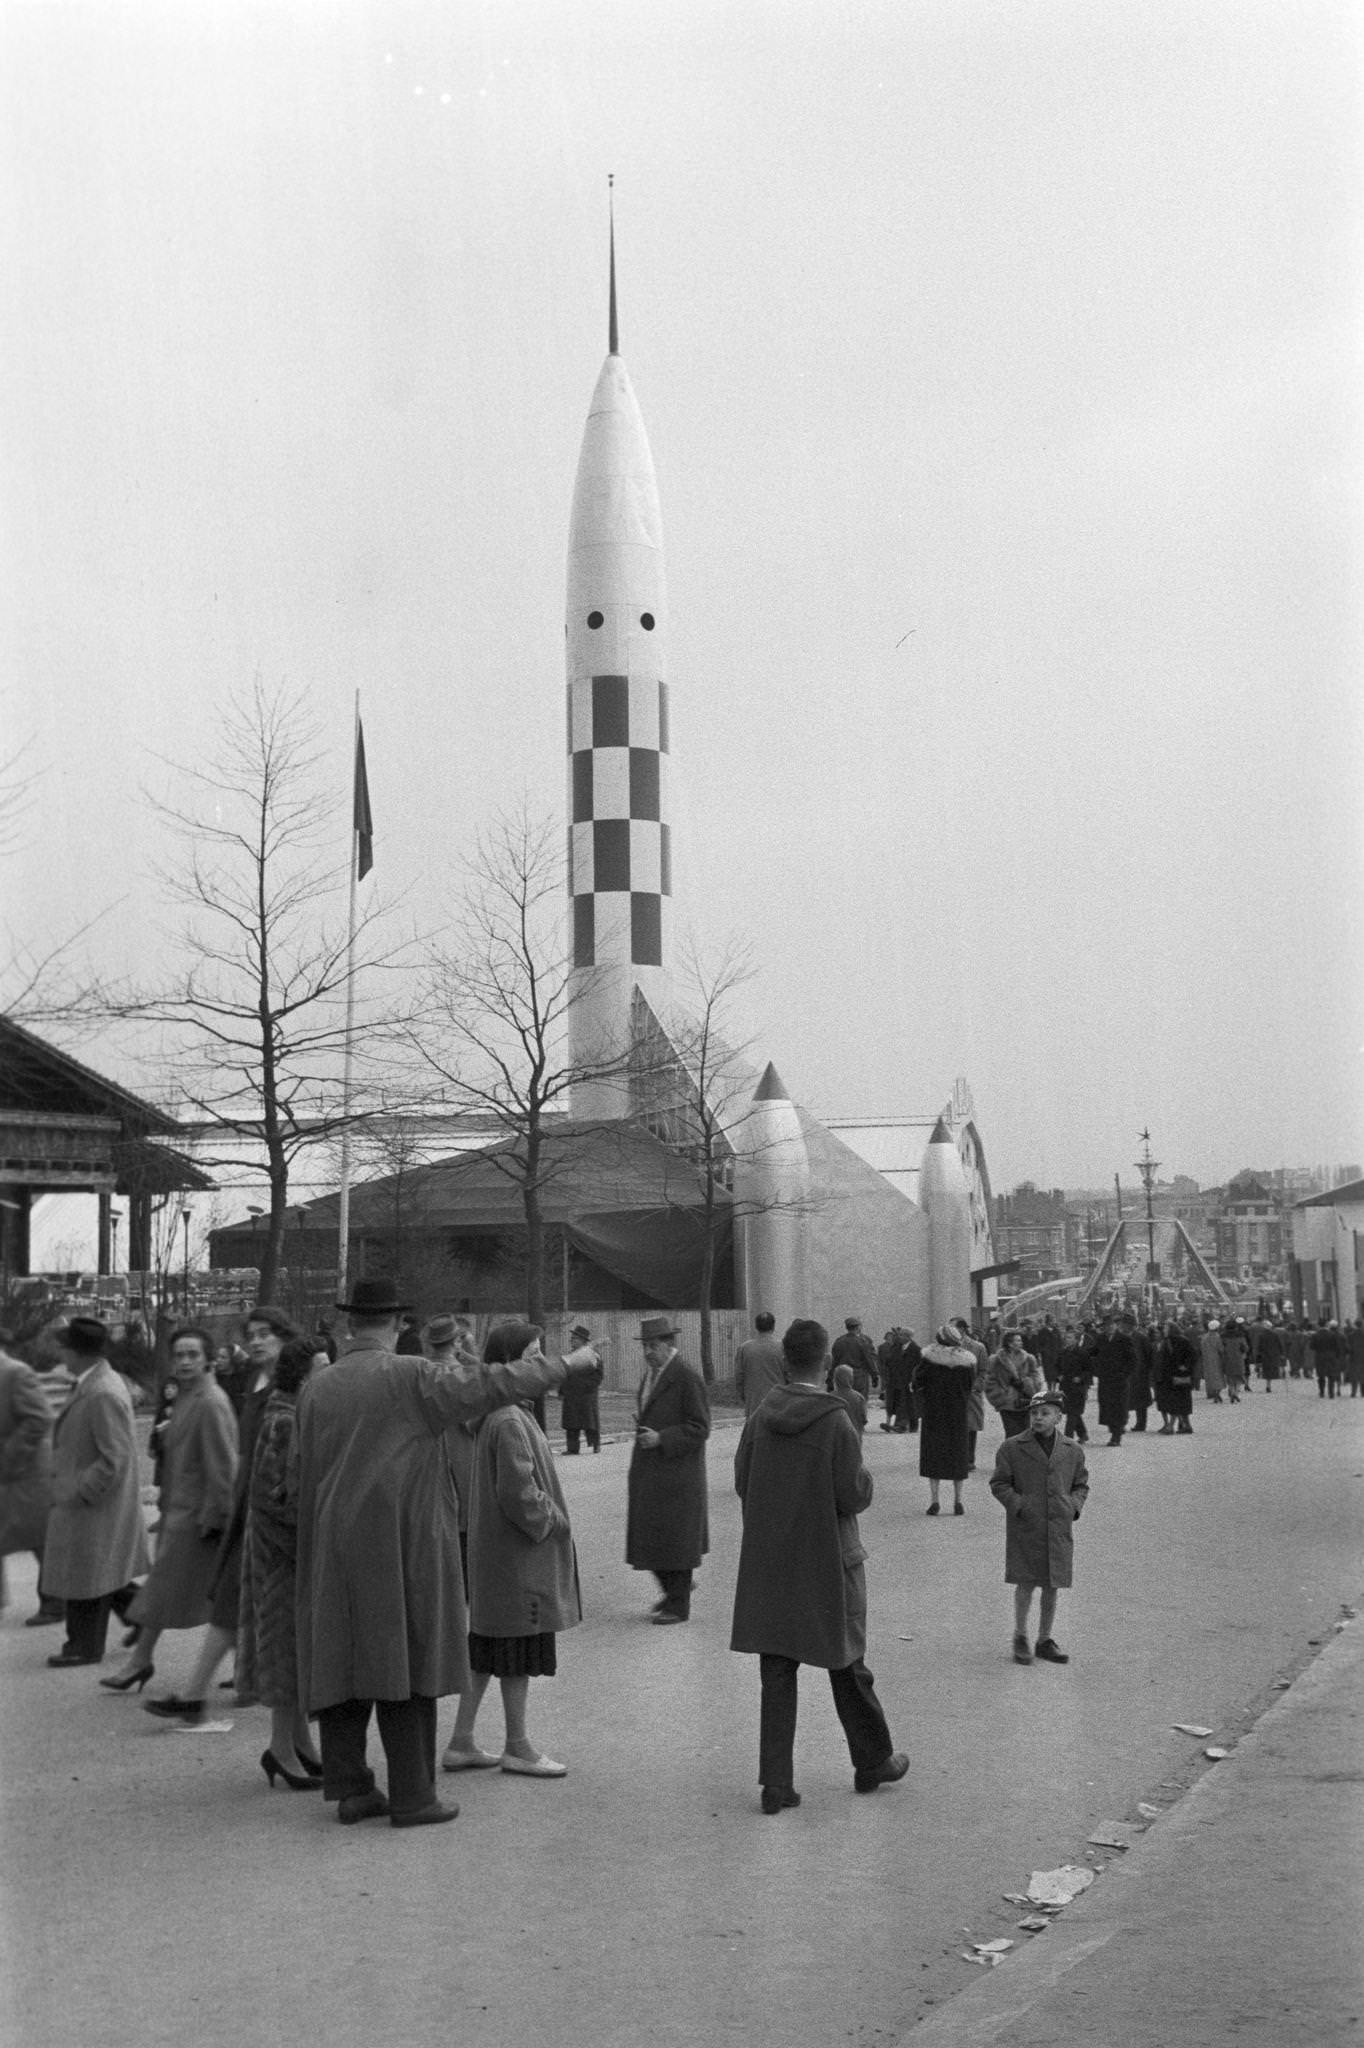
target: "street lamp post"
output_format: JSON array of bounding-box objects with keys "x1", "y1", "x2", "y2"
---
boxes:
[
  {"x1": 181, "y1": 1206, "x2": 192, "y2": 1313},
  {"x1": 1136, "y1": 1129, "x2": 1160, "y2": 1316}
]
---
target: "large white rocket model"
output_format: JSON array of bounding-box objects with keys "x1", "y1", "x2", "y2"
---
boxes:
[
  {"x1": 732, "y1": 1063, "x2": 813, "y2": 1323},
  {"x1": 920, "y1": 1116, "x2": 971, "y2": 1330},
  {"x1": 565, "y1": 209, "x2": 671, "y2": 1118}
]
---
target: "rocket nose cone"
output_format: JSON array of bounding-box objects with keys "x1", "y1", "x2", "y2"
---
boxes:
[
  {"x1": 753, "y1": 1063, "x2": 790, "y2": 1103},
  {"x1": 929, "y1": 1116, "x2": 954, "y2": 1145}
]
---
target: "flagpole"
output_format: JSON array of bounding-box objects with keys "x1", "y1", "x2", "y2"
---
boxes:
[{"x1": 337, "y1": 691, "x2": 361, "y2": 1299}]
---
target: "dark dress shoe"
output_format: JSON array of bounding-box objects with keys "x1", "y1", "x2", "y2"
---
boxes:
[
  {"x1": 47, "y1": 1649, "x2": 100, "y2": 1668},
  {"x1": 854, "y1": 1752, "x2": 909, "y2": 1794},
  {"x1": 142, "y1": 1695, "x2": 204, "y2": 1722},
  {"x1": 651, "y1": 1607, "x2": 688, "y2": 1624},
  {"x1": 25, "y1": 1604, "x2": 66, "y2": 1627},
  {"x1": 1034, "y1": 1639, "x2": 1070, "y2": 1664},
  {"x1": 760, "y1": 1787, "x2": 801, "y2": 1814},
  {"x1": 338, "y1": 1791, "x2": 390, "y2": 1824},
  {"x1": 390, "y1": 1801, "x2": 459, "y2": 1829}
]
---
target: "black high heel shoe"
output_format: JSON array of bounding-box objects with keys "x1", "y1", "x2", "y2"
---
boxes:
[
  {"x1": 99, "y1": 1664, "x2": 155, "y2": 1693},
  {"x1": 261, "y1": 1749, "x2": 321, "y2": 1791},
  {"x1": 296, "y1": 1753, "x2": 324, "y2": 1778}
]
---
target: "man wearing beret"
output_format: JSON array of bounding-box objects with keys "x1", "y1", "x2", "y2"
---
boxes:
[{"x1": 626, "y1": 1315, "x2": 710, "y2": 1624}]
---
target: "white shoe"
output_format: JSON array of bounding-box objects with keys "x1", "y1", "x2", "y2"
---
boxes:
[
  {"x1": 441, "y1": 1745, "x2": 502, "y2": 1772},
  {"x1": 499, "y1": 1751, "x2": 567, "y2": 1777}
]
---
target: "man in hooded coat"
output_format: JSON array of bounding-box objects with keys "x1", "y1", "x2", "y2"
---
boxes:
[{"x1": 730, "y1": 1318, "x2": 907, "y2": 1813}]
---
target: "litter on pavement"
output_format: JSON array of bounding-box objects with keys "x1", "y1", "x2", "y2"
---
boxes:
[
  {"x1": 1173, "y1": 1723, "x2": 1214, "y2": 1737},
  {"x1": 1204, "y1": 1746, "x2": 1231, "y2": 1760},
  {"x1": 1026, "y1": 1866, "x2": 1096, "y2": 1907},
  {"x1": 961, "y1": 1940, "x2": 1015, "y2": 1968}
]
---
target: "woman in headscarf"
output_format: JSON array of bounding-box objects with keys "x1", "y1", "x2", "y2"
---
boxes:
[
  {"x1": 440, "y1": 1321, "x2": 581, "y2": 1779},
  {"x1": 910, "y1": 1327, "x2": 976, "y2": 1517}
]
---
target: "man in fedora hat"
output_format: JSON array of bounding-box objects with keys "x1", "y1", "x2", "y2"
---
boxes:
[
  {"x1": 626, "y1": 1315, "x2": 710, "y2": 1623},
  {"x1": 559, "y1": 1323, "x2": 604, "y2": 1455},
  {"x1": 39, "y1": 1317, "x2": 149, "y2": 1667},
  {"x1": 295, "y1": 1278, "x2": 567, "y2": 1827}
]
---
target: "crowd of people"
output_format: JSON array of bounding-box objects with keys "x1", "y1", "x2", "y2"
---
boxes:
[{"x1": 0, "y1": 1287, "x2": 1354, "y2": 1826}]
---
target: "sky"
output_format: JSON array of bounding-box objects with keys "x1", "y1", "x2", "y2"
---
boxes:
[{"x1": 3, "y1": 0, "x2": 1362, "y2": 1224}]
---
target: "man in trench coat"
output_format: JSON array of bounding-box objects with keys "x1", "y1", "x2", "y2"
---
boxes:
[
  {"x1": 625, "y1": 1315, "x2": 709, "y2": 1623},
  {"x1": 41, "y1": 1317, "x2": 150, "y2": 1666},
  {"x1": 294, "y1": 1281, "x2": 566, "y2": 1827},
  {"x1": 989, "y1": 1385, "x2": 1089, "y2": 1667},
  {"x1": 731, "y1": 1317, "x2": 907, "y2": 1812}
]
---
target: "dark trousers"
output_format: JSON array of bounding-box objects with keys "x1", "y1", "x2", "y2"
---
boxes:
[
  {"x1": 318, "y1": 1694, "x2": 437, "y2": 1817},
  {"x1": 61, "y1": 1595, "x2": 115, "y2": 1660},
  {"x1": 885, "y1": 1386, "x2": 916, "y2": 1431},
  {"x1": 653, "y1": 1569, "x2": 693, "y2": 1617},
  {"x1": 758, "y1": 1653, "x2": 893, "y2": 1790},
  {"x1": 1063, "y1": 1408, "x2": 1088, "y2": 1441},
  {"x1": 565, "y1": 1426, "x2": 600, "y2": 1453}
]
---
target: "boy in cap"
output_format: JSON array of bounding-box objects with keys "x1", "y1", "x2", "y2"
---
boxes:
[{"x1": 989, "y1": 1386, "x2": 1089, "y2": 1666}]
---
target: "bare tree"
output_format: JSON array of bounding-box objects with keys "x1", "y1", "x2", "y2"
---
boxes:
[
  {"x1": 135, "y1": 681, "x2": 410, "y2": 1298},
  {"x1": 409, "y1": 802, "x2": 641, "y2": 1327}
]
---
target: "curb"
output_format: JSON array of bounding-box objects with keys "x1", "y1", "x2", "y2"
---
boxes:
[{"x1": 899, "y1": 1613, "x2": 1364, "y2": 2044}]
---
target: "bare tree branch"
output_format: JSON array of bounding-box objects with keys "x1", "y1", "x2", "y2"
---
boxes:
[
  {"x1": 404, "y1": 798, "x2": 649, "y2": 1324},
  {"x1": 128, "y1": 678, "x2": 419, "y2": 1295}
]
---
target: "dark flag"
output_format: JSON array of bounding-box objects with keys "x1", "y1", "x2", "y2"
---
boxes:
[{"x1": 353, "y1": 720, "x2": 374, "y2": 879}]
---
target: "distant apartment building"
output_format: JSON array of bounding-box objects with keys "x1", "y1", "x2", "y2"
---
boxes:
[
  {"x1": 1210, "y1": 1166, "x2": 1361, "y2": 1285},
  {"x1": 1213, "y1": 1174, "x2": 1284, "y2": 1276},
  {"x1": 993, "y1": 1184, "x2": 1079, "y2": 1289}
]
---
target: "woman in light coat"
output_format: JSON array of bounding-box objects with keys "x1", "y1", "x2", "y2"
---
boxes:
[
  {"x1": 441, "y1": 1322, "x2": 580, "y2": 1779},
  {"x1": 41, "y1": 1317, "x2": 150, "y2": 1667},
  {"x1": 1221, "y1": 1322, "x2": 1250, "y2": 1402},
  {"x1": 107, "y1": 1327, "x2": 237, "y2": 1692},
  {"x1": 984, "y1": 1332, "x2": 1045, "y2": 1439}
]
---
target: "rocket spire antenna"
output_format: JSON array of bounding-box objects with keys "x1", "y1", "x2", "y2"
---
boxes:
[{"x1": 608, "y1": 174, "x2": 619, "y2": 355}]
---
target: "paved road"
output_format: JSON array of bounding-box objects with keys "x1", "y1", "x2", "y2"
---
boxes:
[{"x1": 1, "y1": 1379, "x2": 1359, "y2": 2048}]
